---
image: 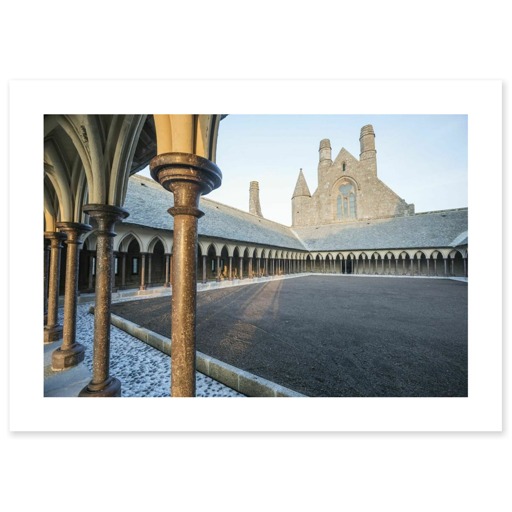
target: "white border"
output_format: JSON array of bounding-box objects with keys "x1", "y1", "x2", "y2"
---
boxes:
[{"x1": 9, "y1": 80, "x2": 502, "y2": 431}]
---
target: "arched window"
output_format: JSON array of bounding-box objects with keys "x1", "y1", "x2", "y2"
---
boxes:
[{"x1": 336, "y1": 182, "x2": 356, "y2": 220}]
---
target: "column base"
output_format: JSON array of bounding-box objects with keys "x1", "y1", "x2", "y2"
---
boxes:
[
  {"x1": 51, "y1": 343, "x2": 85, "y2": 371},
  {"x1": 164, "y1": 282, "x2": 171, "y2": 287},
  {"x1": 79, "y1": 377, "x2": 121, "y2": 397},
  {"x1": 44, "y1": 324, "x2": 63, "y2": 344}
]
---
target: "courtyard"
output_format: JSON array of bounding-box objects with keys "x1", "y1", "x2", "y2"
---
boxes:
[{"x1": 111, "y1": 275, "x2": 468, "y2": 397}]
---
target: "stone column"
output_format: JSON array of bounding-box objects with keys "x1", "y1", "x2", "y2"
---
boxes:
[
  {"x1": 216, "y1": 256, "x2": 221, "y2": 281},
  {"x1": 229, "y1": 256, "x2": 233, "y2": 280},
  {"x1": 256, "y1": 257, "x2": 261, "y2": 277},
  {"x1": 88, "y1": 252, "x2": 95, "y2": 291},
  {"x1": 426, "y1": 259, "x2": 430, "y2": 276},
  {"x1": 464, "y1": 257, "x2": 467, "y2": 277},
  {"x1": 150, "y1": 152, "x2": 221, "y2": 397},
  {"x1": 140, "y1": 253, "x2": 146, "y2": 290},
  {"x1": 44, "y1": 231, "x2": 66, "y2": 343},
  {"x1": 444, "y1": 258, "x2": 448, "y2": 276},
  {"x1": 147, "y1": 254, "x2": 152, "y2": 287},
  {"x1": 52, "y1": 222, "x2": 91, "y2": 370},
  {"x1": 239, "y1": 257, "x2": 243, "y2": 280},
  {"x1": 248, "y1": 257, "x2": 253, "y2": 278},
  {"x1": 44, "y1": 239, "x2": 50, "y2": 324},
  {"x1": 121, "y1": 252, "x2": 127, "y2": 288},
  {"x1": 164, "y1": 254, "x2": 170, "y2": 287},
  {"x1": 451, "y1": 258, "x2": 455, "y2": 276},
  {"x1": 79, "y1": 204, "x2": 128, "y2": 397},
  {"x1": 434, "y1": 259, "x2": 438, "y2": 276},
  {"x1": 202, "y1": 255, "x2": 207, "y2": 283}
]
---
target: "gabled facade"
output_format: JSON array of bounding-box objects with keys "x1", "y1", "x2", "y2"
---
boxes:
[{"x1": 292, "y1": 125, "x2": 415, "y2": 227}]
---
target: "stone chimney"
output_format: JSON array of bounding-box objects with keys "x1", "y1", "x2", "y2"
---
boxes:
[{"x1": 249, "y1": 181, "x2": 263, "y2": 217}]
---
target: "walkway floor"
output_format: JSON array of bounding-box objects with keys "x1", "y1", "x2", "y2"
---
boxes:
[{"x1": 44, "y1": 299, "x2": 244, "y2": 397}]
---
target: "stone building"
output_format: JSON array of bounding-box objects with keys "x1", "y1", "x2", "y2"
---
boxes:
[
  {"x1": 43, "y1": 115, "x2": 468, "y2": 397},
  {"x1": 292, "y1": 125, "x2": 415, "y2": 227}
]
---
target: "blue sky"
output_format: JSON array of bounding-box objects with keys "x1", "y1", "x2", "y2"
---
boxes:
[{"x1": 141, "y1": 114, "x2": 468, "y2": 226}]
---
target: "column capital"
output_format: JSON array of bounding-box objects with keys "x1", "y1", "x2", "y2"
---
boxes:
[
  {"x1": 56, "y1": 221, "x2": 92, "y2": 244},
  {"x1": 44, "y1": 231, "x2": 67, "y2": 243},
  {"x1": 150, "y1": 152, "x2": 222, "y2": 197},
  {"x1": 83, "y1": 204, "x2": 129, "y2": 236}
]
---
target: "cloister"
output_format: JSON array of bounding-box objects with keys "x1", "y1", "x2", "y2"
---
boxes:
[{"x1": 44, "y1": 114, "x2": 468, "y2": 398}]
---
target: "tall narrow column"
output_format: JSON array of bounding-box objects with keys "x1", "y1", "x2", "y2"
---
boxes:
[
  {"x1": 150, "y1": 152, "x2": 221, "y2": 397},
  {"x1": 202, "y1": 255, "x2": 207, "y2": 283},
  {"x1": 121, "y1": 252, "x2": 127, "y2": 288},
  {"x1": 164, "y1": 254, "x2": 171, "y2": 286},
  {"x1": 229, "y1": 256, "x2": 233, "y2": 280},
  {"x1": 444, "y1": 258, "x2": 448, "y2": 276},
  {"x1": 44, "y1": 231, "x2": 66, "y2": 343},
  {"x1": 88, "y1": 253, "x2": 95, "y2": 291},
  {"x1": 44, "y1": 239, "x2": 50, "y2": 324},
  {"x1": 464, "y1": 257, "x2": 467, "y2": 277},
  {"x1": 248, "y1": 257, "x2": 253, "y2": 278},
  {"x1": 147, "y1": 254, "x2": 152, "y2": 287},
  {"x1": 216, "y1": 256, "x2": 221, "y2": 281},
  {"x1": 140, "y1": 253, "x2": 147, "y2": 290},
  {"x1": 239, "y1": 257, "x2": 243, "y2": 280},
  {"x1": 79, "y1": 204, "x2": 128, "y2": 398},
  {"x1": 52, "y1": 222, "x2": 91, "y2": 370}
]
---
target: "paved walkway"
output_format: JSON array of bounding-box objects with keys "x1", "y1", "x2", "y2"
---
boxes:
[{"x1": 44, "y1": 299, "x2": 244, "y2": 397}]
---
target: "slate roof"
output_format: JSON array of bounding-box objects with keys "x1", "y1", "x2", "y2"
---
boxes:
[
  {"x1": 123, "y1": 175, "x2": 305, "y2": 250},
  {"x1": 292, "y1": 209, "x2": 468, "y2": 251},
  {"x1": 123, "y1": 175, "x2": 468, "y2": 252}
]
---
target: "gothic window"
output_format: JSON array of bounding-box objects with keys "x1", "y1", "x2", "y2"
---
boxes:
[{"x1": 336, "y1": 182, "x2": 356, "y2": 220}]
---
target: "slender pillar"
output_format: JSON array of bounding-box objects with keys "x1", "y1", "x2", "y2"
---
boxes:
[
  {"x1": 229, "y1": 256, "x2": 233, "y2": 280},
  {"x1": 444, "y1": 258, "x2": 448, "y2": 276},
  {"x1": 434, "y1": 258, "x2": 438, "y2": 276},
  {"x1": 44, "y1": 231, "x2": 66, "y2": 343},
  {"x1": 202, "y1": 255, "x2": 207, "y2": 283},
  {"x1": 426, "y1": 259, "x2": 430, "y2": 276},
  {"x1": 248, "y1": 257, "x2": 253, "y2": 278},
  {"x1": 216, "y1": 256, "x2": 221, "y2": 281},
  {"x1": 464, "y1": 257, "x2": 467, "y2": 277},
  {"x1": 121, "y1": 252, "x2": 127, "y2": 288},
  {"x1": 44, "y1": 239, "x2": 50, "y2": 324},
  {"x1": 88, "y1": 253, "x2": 95, "y2": 291},
  {"x1": 164, "y1": 254, "x2": 171, "y2": 287},
  {"x1": 79, "y1": 204, "x2": 128, "y2": 397},
  {"x1": 239, "y1": 257, "x2": 243, "y2": 279},
  {"x1": 140, "y1": 253, "x2": 147, "y2": 290},
  {"x1": 52, "y1": 222, "x2": 91, "y2": 370},
  {"x1": 257, "y1": 257, "x2": 261, "y2": 277},
  {"x1": 451, "y1": 258, "x2": 455, "y2": 276},
  {"x1": 147, "y1": 254, "x2": 152, "y2": 287},
  {"x1": 150, "y1": 152, "x2": 221, "y2": 397}
]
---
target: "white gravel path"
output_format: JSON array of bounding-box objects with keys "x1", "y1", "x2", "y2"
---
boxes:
[{"x1": 67, "y1": 298, "x2": 244, "y2": 397}]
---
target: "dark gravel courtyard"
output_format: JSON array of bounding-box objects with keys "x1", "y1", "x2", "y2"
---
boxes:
[{"x1": 111, "y1": 276, "x2": 468, "y2": 397}]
